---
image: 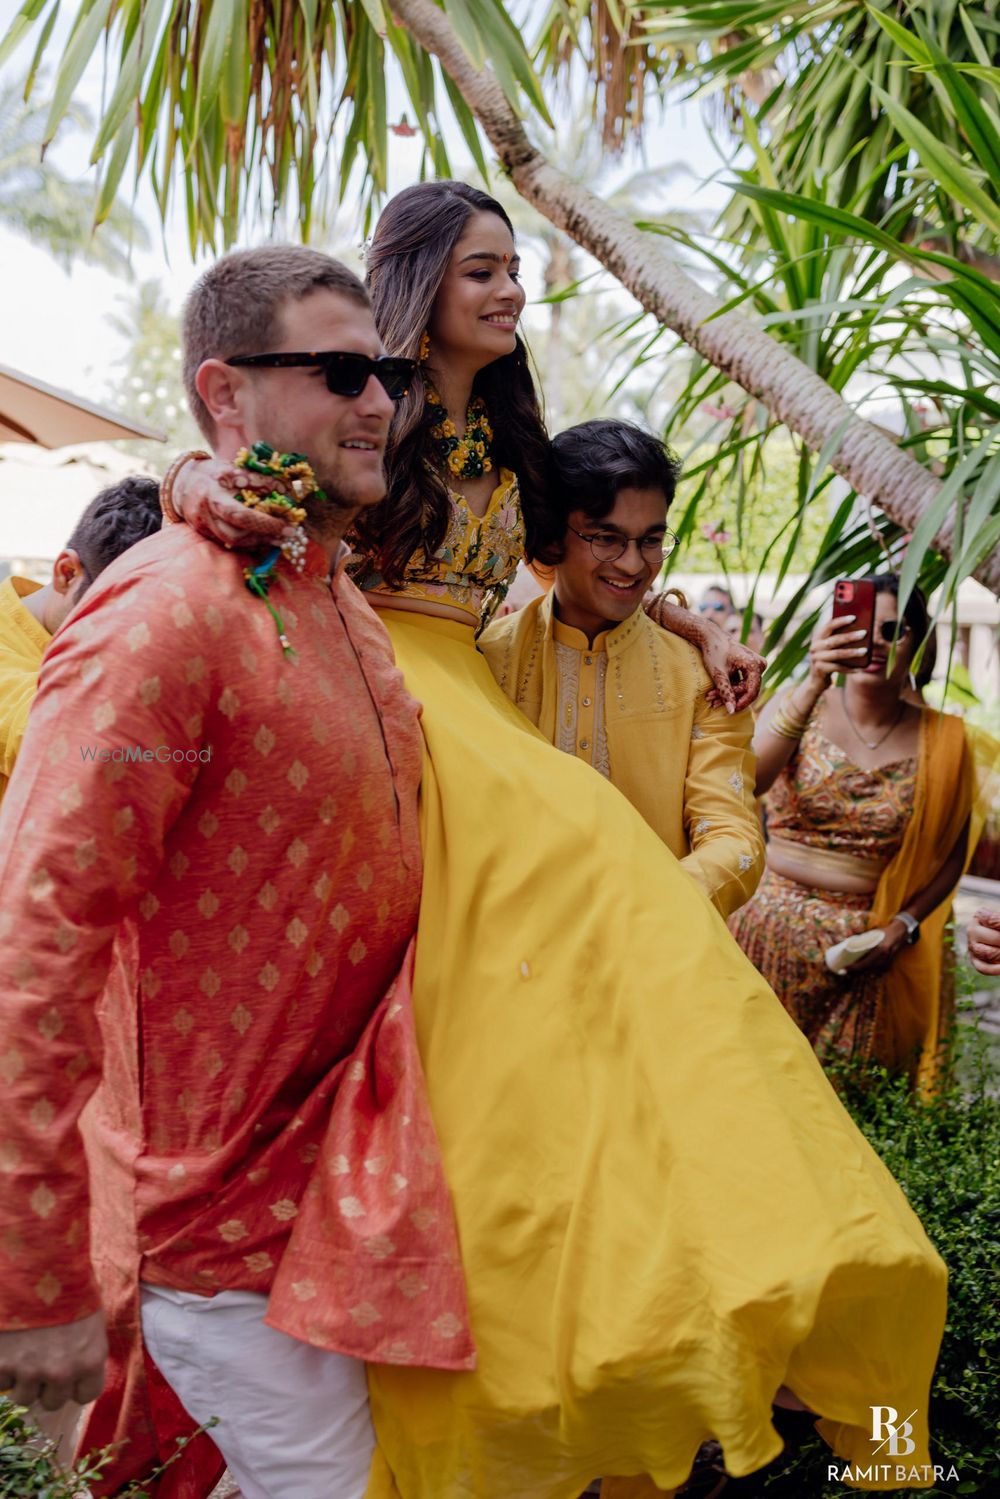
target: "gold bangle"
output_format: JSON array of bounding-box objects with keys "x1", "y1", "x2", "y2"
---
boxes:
[
  {"x1": 770, "y1": 714, "x2": 806, "y2": 741},
  {"x1": 160, "y1": 449, "x2": 211, "y2": 525},
  {"x1": 661, "y1": 587, "x2": 689, "y2": 611},
  {"x1": 770, "y1": 693, "x2": 811, "y2": 740}
]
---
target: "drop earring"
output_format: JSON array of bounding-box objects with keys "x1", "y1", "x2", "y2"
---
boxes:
[{"x1": 418, "y1": 330, "x2": 431, "y2": 363}]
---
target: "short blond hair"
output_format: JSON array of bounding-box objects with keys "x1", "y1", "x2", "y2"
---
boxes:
[{"x1": 182, "y1": 245, "x2": 370, "y2": 437}]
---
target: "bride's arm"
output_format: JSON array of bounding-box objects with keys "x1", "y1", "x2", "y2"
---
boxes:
[
  {"x1": 161, "y1": 451, "x2": 292, "y2": 548},
  {"x1": 644, "y1": 593, "x2": 765, "y2": 714}
]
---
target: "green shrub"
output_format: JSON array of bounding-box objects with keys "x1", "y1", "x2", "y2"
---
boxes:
[{"x1": 0, "y1": 1400, "x2": 215, "y2": 1497}]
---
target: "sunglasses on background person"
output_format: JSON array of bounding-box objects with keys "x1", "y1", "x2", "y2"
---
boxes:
[
  {"x1": 226, "y1": 351, "x2": 416, "y2": 401},
  {"x1": 698, "y1": 599, "x2": 730, "y2": 614},
  {"x1": 875, "y1": 619, "x2": 911, "y2": 643}
]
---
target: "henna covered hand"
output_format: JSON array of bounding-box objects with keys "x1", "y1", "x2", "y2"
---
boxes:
[
  {"x1": 644, "y1": 595, "x2": 764, "y2": 713},
  {"x1": 170, "y1": 454, "x2": 296, "y2": 548}
]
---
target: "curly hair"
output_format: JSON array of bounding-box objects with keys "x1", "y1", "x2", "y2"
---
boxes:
[{"x1": 352, "y1": 181, "x2": 551, "y2": 584}]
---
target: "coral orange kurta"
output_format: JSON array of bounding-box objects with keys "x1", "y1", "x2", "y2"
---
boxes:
[{"x1": 0, "y1": 525, "x2": 470, "y2": 1496}]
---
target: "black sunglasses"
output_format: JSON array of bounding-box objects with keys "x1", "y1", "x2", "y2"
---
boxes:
[
  {"x1": 877, "y1": 619, "x2": 911, "y2": 643},
  {"x1": 226, "y1": 351, "x2": 416, "y2": 401}
]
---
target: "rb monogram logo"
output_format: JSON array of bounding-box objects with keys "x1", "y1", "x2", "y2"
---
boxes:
[{"x1": 870, "y1": 1406, "x2": 917, "y2": 1457}]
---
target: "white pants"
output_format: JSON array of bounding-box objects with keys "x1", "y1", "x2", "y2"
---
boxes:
[{"x1": 140, "y1": 1285, "x2": 375, "y2": 1499}]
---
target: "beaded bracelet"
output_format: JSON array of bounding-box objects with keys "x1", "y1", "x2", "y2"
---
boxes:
[{"x1": 160, "y1": 449, "x2": 211, "y2": 524}]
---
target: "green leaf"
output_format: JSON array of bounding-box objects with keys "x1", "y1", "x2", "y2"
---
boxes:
[
  {"x1": 861, "y1": 66, "x2": 1000, "y2": 236},
  {"x1": 864, "y1": 3, "x2": 932, "y2": 67},
  {"x1": 473, "y1": 0, "x2": 554, "y2": 126},
  {"x1": 220, "y1": 0, "x2": 250, "y2": 127},
  {"x1": 897, "y1": 431, "x2": 997, "y2": 624},
  {"x1": 93, "y1": 0, "x2": 171, "y2": 157},
  {"x1": 442, "y1": 0, "x2": 487, "y2": 68},
  {"x1": 440, "y1": 66, "x2": 491, "y2": 184},
  {"x1": 94, "y1": 110, "x2": 135, "y2": 228},
  {"x1": 42, "y1": 0, "x2": 113, "y2": 149},
  {"x1": 193, "y1": 0, "x2": 239, "y2": 141},
  {"x1": 23, "y1": 0, "x2": 60, "y2": 98},
  {"x1": 0, "y1": 0, "x2": 52, "y2": 73}
]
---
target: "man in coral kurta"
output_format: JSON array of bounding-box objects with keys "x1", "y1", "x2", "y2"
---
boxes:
[{"x1": 0, "y1": 247, "x2": 468, "y2": 1498}]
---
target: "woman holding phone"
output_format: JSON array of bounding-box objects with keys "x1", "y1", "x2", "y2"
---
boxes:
[{"x1": 731, "y1": 573, "x2": 980, "y2": 1088}]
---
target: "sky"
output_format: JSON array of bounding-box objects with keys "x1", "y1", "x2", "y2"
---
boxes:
[{"x1": 0, "y1": 3, "x2": 733, "y2": 407}]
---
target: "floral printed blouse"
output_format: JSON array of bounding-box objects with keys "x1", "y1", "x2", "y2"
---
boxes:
[
  {"x1": 766, "y1": 716, "x2": 918, "y2": 864},
  {"x1": 351, "y1": 469, "x2": 525, "y2": 628}
]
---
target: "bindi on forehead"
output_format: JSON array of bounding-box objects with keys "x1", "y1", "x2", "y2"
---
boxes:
[{"x1": 458, "y1": 249, "x2": 520, "y2": 267}]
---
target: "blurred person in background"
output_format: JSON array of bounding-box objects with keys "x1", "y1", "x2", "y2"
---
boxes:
[
  {"x1": 0, "y1": 476, "x2": 162, "y2": 802},
  {"x1": 724, "y1": 607, "x2": 765, "y2": 658},
  {"x1": 730, "y1": 574, "x2": 994, "y2": 1091},
  {"x1": 698, "y1": 582, "x2": 733, "y2": 619}
]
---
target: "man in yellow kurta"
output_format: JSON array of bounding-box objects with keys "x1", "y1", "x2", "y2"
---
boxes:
[
  {"x1": 480, "y1": 420, "x2": 764, "y2": 917},
  {"x1": 0, "y1": 475, "x2": 162, "y2": 801}
]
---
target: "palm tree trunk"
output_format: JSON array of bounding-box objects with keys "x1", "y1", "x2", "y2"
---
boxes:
[{"x1": 393, "y1": 0, "x2": 1000, "y2": 595}]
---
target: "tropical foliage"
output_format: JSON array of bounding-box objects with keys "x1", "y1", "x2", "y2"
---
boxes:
[
  {"x1": 614, "y1": 1, "x2": 1000, "y2": 670},
  {"x1": 0, "y1": 72, "x2": 145, "y2": 270},
  {"x1": 2, "y1": 0, "x2": 998, "y2": 647}
]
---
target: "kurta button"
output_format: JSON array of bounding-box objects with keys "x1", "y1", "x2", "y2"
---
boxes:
[
  {"x1": 584, "y1": 655, "x2": 593, "y2": 665},
  {"x1": 580, "y1": 738, "x2": 590, "y2": 750},
  {"x1": 582, "y1": 696, "x2": 591, "y2": 707}
]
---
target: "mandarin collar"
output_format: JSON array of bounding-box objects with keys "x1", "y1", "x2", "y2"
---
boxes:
[{"x1": 543, "y1": 590, "x2": 643, "y2": 655}]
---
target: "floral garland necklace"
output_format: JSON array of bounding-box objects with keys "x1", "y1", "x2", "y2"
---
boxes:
[
  {"x1": 426, "y1": 385, "x2": 494, "y2": 480},
  {"x1": 234, "y1": 441, "x2": 325, "y2": 659}
]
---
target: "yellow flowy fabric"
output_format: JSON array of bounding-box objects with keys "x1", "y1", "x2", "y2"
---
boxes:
[{"x1": 365, "y1": 610, "x2": 947, "y2": 1499}]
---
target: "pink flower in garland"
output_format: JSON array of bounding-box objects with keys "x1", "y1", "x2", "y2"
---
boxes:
[{"x1": 701, "y1": 522, "x2": 731, "y2": 546}]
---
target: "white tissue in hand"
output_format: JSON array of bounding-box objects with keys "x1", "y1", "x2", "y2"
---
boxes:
[{"x1": 824, "y1": 929, "x2": 885, "y2": 974}]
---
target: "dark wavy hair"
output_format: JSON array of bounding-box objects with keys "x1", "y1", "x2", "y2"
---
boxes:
[
  {"x1": 352, "y1": 181, "x2": 550, "y2": 584},
  {"x1": 534, "y1": 419, "x2": 681, "y2": 565}
]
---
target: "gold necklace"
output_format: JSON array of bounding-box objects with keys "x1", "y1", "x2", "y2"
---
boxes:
[{"x1": 842, "y1": 697, "x2": 906, "y2": 751}]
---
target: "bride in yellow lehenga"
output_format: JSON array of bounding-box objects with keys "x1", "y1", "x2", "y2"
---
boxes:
[{"x1": 177, "y1": 183, "x2": 946, "y2": 1497}]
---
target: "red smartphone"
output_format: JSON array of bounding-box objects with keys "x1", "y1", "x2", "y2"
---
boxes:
[{"x1": 831, "y1": 579, "x2": 875, "y2": 669}]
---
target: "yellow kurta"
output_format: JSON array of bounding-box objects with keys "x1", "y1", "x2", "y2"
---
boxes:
[
  {"x1": 0, "y1": 575, "x2": 48, "y2": 802},
  {"x1": 480, "y1": 591, "x2": 764, "y2": 917},
  {"x1": 364, "y1": 607, "x2": 946, "y2": 1499}
]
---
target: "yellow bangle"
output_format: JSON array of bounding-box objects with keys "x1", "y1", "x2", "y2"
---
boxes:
[{"x1": 160, "y1": 449, "x2": 211, "y2": 525}]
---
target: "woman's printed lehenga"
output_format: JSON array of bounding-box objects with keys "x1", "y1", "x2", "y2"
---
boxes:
[
  {"x1": 732, "y1": 706, "x2": 992, "y2": 1092},
  {"x1": 353, "y1": 476, "x2": 946, "y2": 1498},
  {"x1": 730, "y1": 718, "x2": 918, "y2": 1063}
]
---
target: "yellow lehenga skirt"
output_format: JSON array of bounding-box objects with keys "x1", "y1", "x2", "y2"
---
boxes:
[{"x1": 364, "y1": 610, "x2": 946, "y2": 1499}]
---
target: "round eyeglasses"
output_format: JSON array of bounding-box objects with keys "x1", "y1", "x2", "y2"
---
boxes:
[{"x1": 567, "y1": 525, "x2": 678, "y2": 564}]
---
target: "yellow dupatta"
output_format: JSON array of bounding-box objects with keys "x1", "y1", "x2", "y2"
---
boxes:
[{"x1": 870, "y1": 709, "x2": 999, "y2": 1092}]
